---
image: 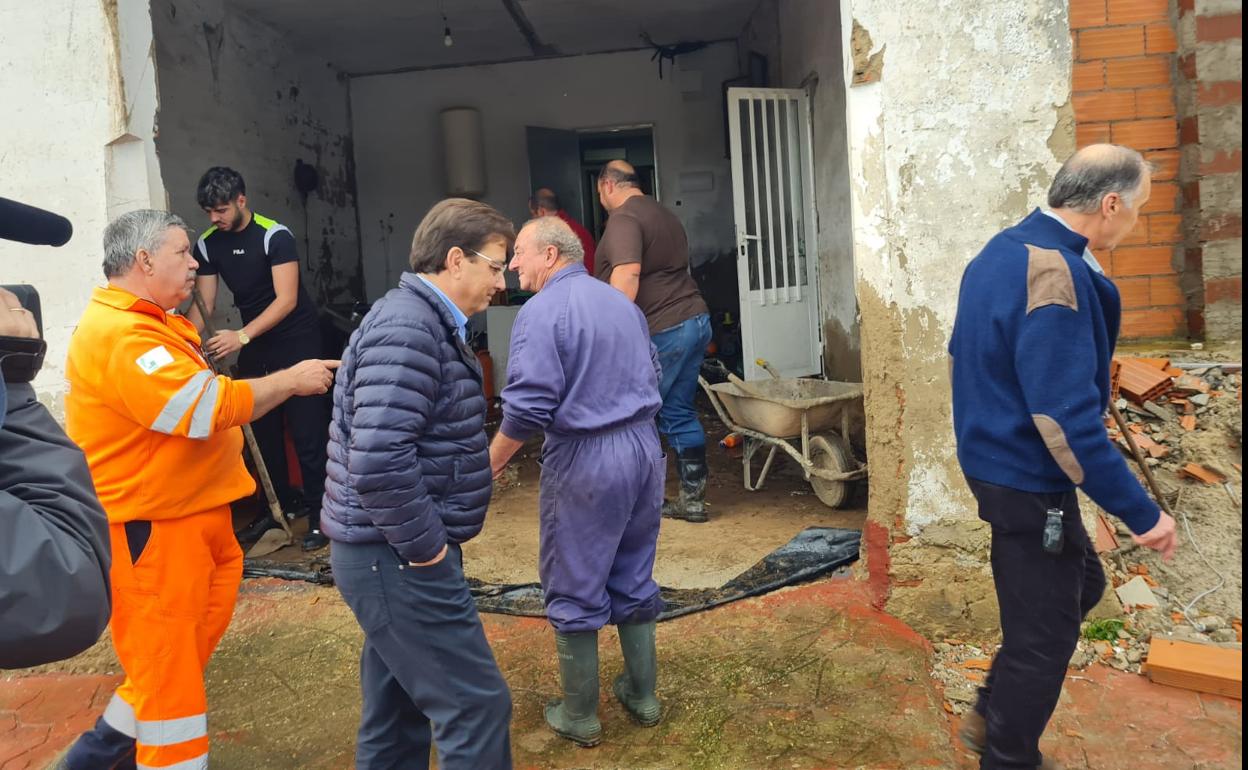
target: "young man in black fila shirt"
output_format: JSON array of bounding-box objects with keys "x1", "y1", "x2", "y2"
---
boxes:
[{"x1": 188, "y1": 166, "x2": 330, "y2": 551}]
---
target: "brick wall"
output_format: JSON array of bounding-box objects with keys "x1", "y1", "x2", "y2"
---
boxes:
[
  {"x1": 1176, "y1": 0, "x2": 1243, "y2": 340},
  {"x1": 1071, "y1": 0, "x2": 1188, "y2": 339}
]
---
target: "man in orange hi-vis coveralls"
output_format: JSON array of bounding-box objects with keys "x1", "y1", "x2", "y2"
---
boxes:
[{"x1": 58, "y1": 210, "x2": 339, "y2": 770}]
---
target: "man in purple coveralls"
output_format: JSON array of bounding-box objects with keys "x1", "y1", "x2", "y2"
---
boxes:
[{"x1": 489, "y1": 216, "x2": 665, "y2": 748}]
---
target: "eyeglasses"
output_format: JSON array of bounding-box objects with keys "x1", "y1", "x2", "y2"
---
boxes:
[{"x1": 464, "y1": 247, "x2": 507, "y2": 274}]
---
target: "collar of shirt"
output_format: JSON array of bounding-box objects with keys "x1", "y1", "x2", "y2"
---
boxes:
[
  {"x1": 1042, "y1": 210, "x2": 1105, "y2": 275},
  {"x1": 416, "y1": 274, "x2": 469, "y2": 341},
  {"x1": 546, "y1": 262, "x2": 588, "y2": 288}
]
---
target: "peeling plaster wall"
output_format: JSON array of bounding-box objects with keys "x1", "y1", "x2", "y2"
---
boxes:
[
  {"x1": 350, "y1": 45, "x2": 739, "y2": 299},
  {"x1": 839, "y1": 0, "x2": 1075, "y2": 636},
  {"x1": 150, "y1": 0, "x2": 363, "y2": 328},
  {"x1": 0, "y1": 0, "x2": 164, "y2": 411}
]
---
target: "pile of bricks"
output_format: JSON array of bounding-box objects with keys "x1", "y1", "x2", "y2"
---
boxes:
[{"x1": 1108, "y1": 357, "x2": 1241, "y2": 458}]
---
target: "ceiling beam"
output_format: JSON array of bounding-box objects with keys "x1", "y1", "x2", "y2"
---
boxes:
[
  {"x1": 500, "y1": 0, "x2": 558, "y2": 57},
  {"x1": 345, "y1": 38, "x2": 736, "y2": 80}
]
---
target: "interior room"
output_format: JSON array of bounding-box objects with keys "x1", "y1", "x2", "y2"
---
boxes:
[{"x1": 149, "y1": 0, "x2": 864, "y2": 586}]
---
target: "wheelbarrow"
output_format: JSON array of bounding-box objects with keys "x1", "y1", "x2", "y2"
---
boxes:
[{"x1": 698, "y1": 364, "x2": 867, "y2": 508}]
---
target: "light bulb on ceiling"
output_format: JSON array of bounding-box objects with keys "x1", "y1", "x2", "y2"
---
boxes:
[{"x1": 440, "y1": 1, "x2": 453, "y2": 49}]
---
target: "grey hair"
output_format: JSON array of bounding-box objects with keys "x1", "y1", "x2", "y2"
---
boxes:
[
  {"x1": 1047, "y1": 145, "x2": 1154, "y2": 213},
  {"x1": 102, "y1": 210, "x2": 189, "y2": 278},
  {"x1": 523, "y1": 216, "x2": 584, "y2": 263}
]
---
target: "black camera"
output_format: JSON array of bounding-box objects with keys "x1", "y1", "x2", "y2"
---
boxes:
[
  {"x1": 1, "y1": 196, "x2": 70, "y2": 385},
  {"x1": 0, "y1": 285, "x2": 47, "y2": 384}
]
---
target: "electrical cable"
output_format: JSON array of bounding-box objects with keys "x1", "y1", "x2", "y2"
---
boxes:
[{"x1": 1171, "y1": 484, "x2": 1231, "y2": 633}]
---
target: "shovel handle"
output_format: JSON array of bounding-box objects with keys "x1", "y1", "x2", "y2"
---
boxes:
[{"x1": 191, "y1": 288, "x2": 292, "y2": 537}]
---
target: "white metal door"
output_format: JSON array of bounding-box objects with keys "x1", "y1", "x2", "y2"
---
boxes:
[{"x1": 727, "y1": 87, "x2": 821, "y2": 380}]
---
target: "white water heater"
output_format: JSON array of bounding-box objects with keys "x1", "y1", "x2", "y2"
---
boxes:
[{"x1": 440, "y1": 107, "x2": 486, "y2": 198}]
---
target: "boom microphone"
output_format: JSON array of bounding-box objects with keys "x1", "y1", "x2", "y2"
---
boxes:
[{"x1": 0, "y1": 197, "x2": 74, "y2": 247}]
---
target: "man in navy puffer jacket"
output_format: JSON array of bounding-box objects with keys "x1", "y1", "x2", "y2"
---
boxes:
[{"x1": 322, "y1": 198, "x2": 514, "y2": 770}]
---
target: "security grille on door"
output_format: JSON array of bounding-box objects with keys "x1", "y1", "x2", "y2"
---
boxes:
[{"x1": 727, "y1": 87, "x2": 822, "y2": 380}]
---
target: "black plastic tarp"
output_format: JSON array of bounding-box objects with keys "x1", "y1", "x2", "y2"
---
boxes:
[{"x1": 243, "y1": 527, "x2": 861, "y2": 621}]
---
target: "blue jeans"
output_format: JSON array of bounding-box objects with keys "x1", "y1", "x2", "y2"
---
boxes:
[{"x1": 652, "y1": 313, "x2": 711, "y2": 452}]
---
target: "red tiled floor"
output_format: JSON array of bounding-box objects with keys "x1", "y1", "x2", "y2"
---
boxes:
[
  {"x1": 0, "y1": 674, "x2": 122, "y2": 770},
  {"x1": 1, "y1": 579, "x2": 1241, "y2": 769}
]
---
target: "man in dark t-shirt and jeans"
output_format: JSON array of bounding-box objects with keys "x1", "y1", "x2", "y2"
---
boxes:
[
  {"x1": 187, "y1": 166, "x2": 331, "y2": 550},
  {"x1": 596, "y1": 160, "x2": 713, "y2": 522}
]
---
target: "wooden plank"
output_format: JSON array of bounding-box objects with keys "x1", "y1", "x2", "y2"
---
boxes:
[{"x1": 1145, "y1": 638, "x2": 1243, "y2": 699}]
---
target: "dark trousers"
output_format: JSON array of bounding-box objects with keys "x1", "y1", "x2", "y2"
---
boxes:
[
  {"x1": 331, "y1": 541, "x2": 512, "y2": 770},
  {"x1": 538, "y1": 422, "x2": 665, "y2": 633},
  {"x1": 966, "y1": 478, "x2": 1107, "y2": 770},
  {"x1": 238, "y1": 330, "x2": 330, "y2": 530}
]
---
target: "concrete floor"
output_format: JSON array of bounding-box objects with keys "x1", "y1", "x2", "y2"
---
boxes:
[{"x1": 2, "y1": 575, "x2": 1241, "y2": 770}]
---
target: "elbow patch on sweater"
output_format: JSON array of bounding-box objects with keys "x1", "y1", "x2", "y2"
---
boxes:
[
  {"x1": 1025, "y1": 245, "x2": 1078, "y2": 314},
  {"x1": 1032, "y1": 414, "x2": 1085, "y2": 484}
]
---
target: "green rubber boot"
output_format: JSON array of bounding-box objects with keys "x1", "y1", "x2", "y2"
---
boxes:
[
  {"x1": 613, "y1": 622, "x2": 662, "y2": 726},
  {"x1": 545, "y1": 631, "x2": 602, "y2": 747}
]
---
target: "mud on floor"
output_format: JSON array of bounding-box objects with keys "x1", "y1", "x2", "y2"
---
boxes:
[{"x1": 239, "y1": 407, "x2": 868, "y2": 592}]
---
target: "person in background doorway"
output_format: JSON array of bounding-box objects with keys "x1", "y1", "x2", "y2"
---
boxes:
[
  {"x1": 60, "y1": 210, "x2": 337, "y2": 770},
  {"x1": 528, "y1": 187, "x2": 596, "y2": 276},
  {"x1": 490, "y1": 217, "x2": 665, "y2": 747},
  {"x1": 188, "y1": 166, "x2": 332, "y2": 550},
  {"x1": 595, "y1": 160, "x2": 712, "y2": 523},
  {"x1": 949, "y1": 144, "x2": 1178, "y2": 770},
  {"x1": 322, "y1": 199, "x2": 514, "y2": 770}
]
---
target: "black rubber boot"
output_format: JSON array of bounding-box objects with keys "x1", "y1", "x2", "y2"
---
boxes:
[
  {"x1": 236, "y1": 513, "x2": 279, "y2": 544},
  {"x1": 301, "y1": 509, "x2": 329, "y2": 551},
  {"x1": 545, "y1": 631, "x2": 602, "y2": 747},
  {"x1": 613, "y1": 622, "x2": 661, "y2": 726},
  {"x1": 661, "y1": 446, "x2": 708, "y2": 523}
]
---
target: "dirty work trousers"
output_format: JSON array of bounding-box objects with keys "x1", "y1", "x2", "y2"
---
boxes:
[
  {"x1": 65, "y1": 506, "x2": 243, "y2": 770},
  {"x1": 652, "y1": 313, "x2": 711, "y2": 453},
  {"x1": 238, "y1": 329, "x2": 330, "y2": 529},
  {"x1": 539, "y1": 421, "x2": 666, "y2": 633},
  {"x1": 331, "y1": 541, "x2": 512, "y2": 770},
  {"x1": 966, "y1": 478, "x2": 1107, "y2": 770}
]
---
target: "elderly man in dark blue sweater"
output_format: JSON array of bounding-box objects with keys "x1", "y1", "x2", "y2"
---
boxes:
[
  {"x1": 490, "y1": 216, "x2": 665, "y2": 748},
  {"x1": 322, "y1": 199, "x2": 514, "y2": 770},
  {"x1": 950, "y1": 144, "x2": 1178, "y2": 770}
]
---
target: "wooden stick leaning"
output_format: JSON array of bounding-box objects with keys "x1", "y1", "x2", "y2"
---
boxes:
[
  {"x1": 190, "y1": 288, "x2": 293, "y2": 539},
  {"x1": 1109, "y1": 401, "x2": 1175, "y2": 518}
]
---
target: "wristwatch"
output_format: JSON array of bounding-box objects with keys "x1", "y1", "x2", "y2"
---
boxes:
[{"x1": 237, "y1": 330, "x2": 251, "y2": 346}]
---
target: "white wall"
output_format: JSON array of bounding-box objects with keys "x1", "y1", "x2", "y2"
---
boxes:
[
  {"x1": 151, "y1": 0, "x2": 363, "y2": 323},
  {"x1": 351, "y1": 44, "x2": 741, "y2": 298},
  {"x1": 0, "y1": 0, "x2": 162, "y2": 411}
]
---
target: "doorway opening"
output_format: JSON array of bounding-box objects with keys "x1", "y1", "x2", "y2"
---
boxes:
[
  {"x1": 524, "y1": 124, "x2": 657, "y2": 243},
  {"x1": 577, "y1": 126, "x2": 658, "y2": 239}
]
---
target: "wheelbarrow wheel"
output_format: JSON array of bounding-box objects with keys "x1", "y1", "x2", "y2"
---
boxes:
[{"x1": 808, "y1": 434, "x2": 852, "y2": 509}]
